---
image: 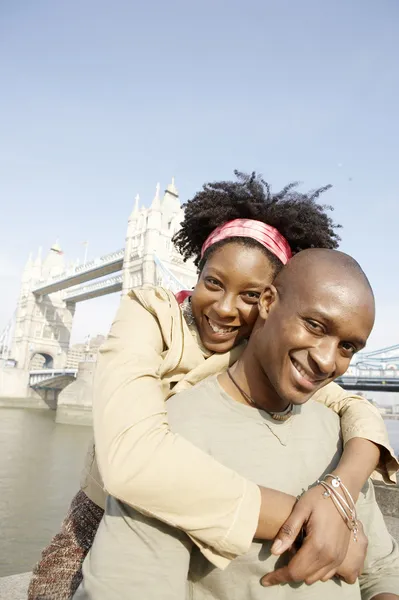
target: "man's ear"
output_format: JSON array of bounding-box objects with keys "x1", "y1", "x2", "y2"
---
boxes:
[{"x1": 258, "y1": 285, "x2": 277, "y2": 319}]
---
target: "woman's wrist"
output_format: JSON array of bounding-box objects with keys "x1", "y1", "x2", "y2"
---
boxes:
[
  {"x1": 330, "y1": 438, "x2": 380, "y2": 501},
  {"x1": 255, "y1": 486, "x2": 296, "y2": 540}
]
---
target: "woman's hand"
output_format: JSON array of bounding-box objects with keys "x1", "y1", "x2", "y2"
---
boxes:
[{"x1": 261, "y1": 484, "x2": 366, "y2": 587}]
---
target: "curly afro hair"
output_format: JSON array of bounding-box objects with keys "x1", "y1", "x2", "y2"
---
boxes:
[{"x1": 172, "y1": 170, "x2": 341, "y2": 273}]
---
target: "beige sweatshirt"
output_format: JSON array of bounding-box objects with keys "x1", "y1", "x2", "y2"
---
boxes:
[{"x1": 83, "y1": 286, "x2": 398, "y2": 568}]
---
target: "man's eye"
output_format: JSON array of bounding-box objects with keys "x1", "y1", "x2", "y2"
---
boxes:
[
  {"x1": 305, "y1": 319, "x2": 324, "y2": 334},
  {"x1": 341, "y1": 342, "x2": 356, "y2": 355}
]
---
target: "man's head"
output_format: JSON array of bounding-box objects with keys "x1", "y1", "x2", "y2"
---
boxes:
[{"x1": 244, "y1": 248, "x2": 375, "y2": 410}]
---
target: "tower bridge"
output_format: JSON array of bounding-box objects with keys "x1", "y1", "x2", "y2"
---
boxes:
[
  {"x1": 0, "y1": 179, "x2": 197, "y2": 402},
  {"x1": 0, "y1": 177, "x2": 398, "y2": 421}
]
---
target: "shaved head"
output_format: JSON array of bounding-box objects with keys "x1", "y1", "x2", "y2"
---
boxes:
[{"x1": 274, "y1": 248, "x2": 374, "y2": 307}]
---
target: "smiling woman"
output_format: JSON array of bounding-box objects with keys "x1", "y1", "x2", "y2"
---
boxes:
[
  {"x1": 191, "y1": 243, "x2": 276, "y2": 353},
  {"x1": 29, "y1": 171, "x2": 398, "y2": 600}
]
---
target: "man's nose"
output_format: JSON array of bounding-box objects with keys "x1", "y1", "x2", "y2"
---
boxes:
[{"x1": 309, "y1": 339, "x2": 337, "y2": 376}]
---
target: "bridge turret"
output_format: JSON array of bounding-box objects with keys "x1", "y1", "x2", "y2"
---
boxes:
[
  {"x1": 161, "y1": 177, "x2": 181, "y2": 231},
  {"x1": 123, "y1": 194, "x2": 143, "y2": 293},
  {"x1": 21, "y1": 253, "x2": 33, "y2": 284},
  {"x1": 42, "y1": 242, "x2": 65, "y2": 279},
  {"x1": 143, "y1": 183, "x2": 162, "y2": 284},
  {"x1": 128, "y1": 194, "x2": 140, "y2": 223}
]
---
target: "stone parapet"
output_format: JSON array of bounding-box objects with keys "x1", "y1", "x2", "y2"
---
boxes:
[
  {"x1": 374, "y1": 481, "x2": 399, "y2": 517},
  {"x1": 56, "y1": 360, "x2": 96, "y2": 424}
]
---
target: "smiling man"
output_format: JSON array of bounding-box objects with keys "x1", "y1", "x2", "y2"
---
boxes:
[{"x1": 75, "y1": 249, "x2": 399, "y2": 600}]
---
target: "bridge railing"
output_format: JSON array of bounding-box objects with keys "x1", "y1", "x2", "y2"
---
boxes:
[
  {"x1": 29, "y1": 368, "x2": 78, "y2": 386},
  {"x1": 345, "y1": 367, "x2": 399, "y2": 379},
  {"x1": 154, "y1": 254, "x2": 187, "y2": 293},
  {"x1": 64, "y1": 274, "x2": 123, "y2": 302},
  {"x1": 33, "y1": 248, "x2": 125, "y2": 291}
]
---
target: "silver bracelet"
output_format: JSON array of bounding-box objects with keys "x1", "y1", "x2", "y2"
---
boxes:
[
  {"x1": 317, "y1": 475, "x2": 359, "y2": 541},
  {"x1": 324, "y1": 474, "x2": 356, "y2": 509}
]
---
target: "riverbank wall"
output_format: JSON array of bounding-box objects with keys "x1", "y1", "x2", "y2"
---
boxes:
[
  {"x1": 0, "y1": 361, "x2": 95, "y2": 422},
  {"x1": 0, "y1": 366, "x2": 53, "y2": 409},
  {"x1": 55, "y1": 361, "x2": 95, "y2": 425}
]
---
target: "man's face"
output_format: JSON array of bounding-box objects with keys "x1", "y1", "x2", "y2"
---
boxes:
[{"x1": 253, "y1": 276, "x2": 375, "y2": 407}]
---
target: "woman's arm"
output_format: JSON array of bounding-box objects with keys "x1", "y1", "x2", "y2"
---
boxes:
[{"x1": 313, "y1": 382, "x2": 398, "y2": 485}]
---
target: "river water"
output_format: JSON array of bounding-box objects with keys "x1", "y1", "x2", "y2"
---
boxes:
[
  {"x1": 0, "y1": 408, "x2": 92, "y2": 577},
  {"x1": 0, "y1": 407, "x2": 398, "y2": 578}
]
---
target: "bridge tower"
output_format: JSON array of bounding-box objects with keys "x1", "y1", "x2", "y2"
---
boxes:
[
  {"x1": 11, "y1": 243, "x2": 75, "y2": 370},
  {"x1": 122, "y1": 178, "x2": 197, "y2": 294}
]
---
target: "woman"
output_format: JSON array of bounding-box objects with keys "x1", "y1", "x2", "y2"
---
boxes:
[{"x1": 29, "y1": 172, "x2": 397, "y2": 600}]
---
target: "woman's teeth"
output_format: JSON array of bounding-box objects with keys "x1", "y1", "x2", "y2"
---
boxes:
[{"x1": 207, "y1": 318, "x2": 236, "y2": 334}]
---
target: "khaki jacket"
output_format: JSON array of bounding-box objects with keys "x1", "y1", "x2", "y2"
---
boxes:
[{"x1": 82, "y1": 286, "x2": 398, "y2": 568}]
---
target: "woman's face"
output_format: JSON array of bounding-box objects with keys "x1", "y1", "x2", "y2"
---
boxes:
[{"x1": 191, "y1": 242, "x2": 276, "y2": 353}]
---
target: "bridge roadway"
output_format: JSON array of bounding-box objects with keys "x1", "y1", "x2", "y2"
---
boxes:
[
  {"x1": 338, "y1": 376, "x2": 399, "y2": 392},
  {"x1": 32, "y1": 249, "x2": 124, "y2": 296},
  {"x1": 337, "y1": 370, "x2": 399, "y2": 392},
  {"x1": 29, "y1": 368, "x2": 77, "y2": 390},
  {"x1": 64, "y1": 274, "x2": 123, "y2": 303}
]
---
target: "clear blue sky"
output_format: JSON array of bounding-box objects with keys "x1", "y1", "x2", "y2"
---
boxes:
[{"x1": 1, "y1": 0, "x2": 398, "y2": 350}]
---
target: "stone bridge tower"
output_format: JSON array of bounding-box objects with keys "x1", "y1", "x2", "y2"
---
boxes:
[
  {"x1": 122, "y1": 178, "x2": 197, "y2": 294},
  {"x1": 11, "y1": 244, "x2": 75, "y2": 370}
]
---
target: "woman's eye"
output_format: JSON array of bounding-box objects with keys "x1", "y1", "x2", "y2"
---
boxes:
[
  {"x1": 243, "y1": 291, "x2": 260, "y2": 300},
  {"x1": 205, "y1": 277, "x2": 222, "y2": 288}
]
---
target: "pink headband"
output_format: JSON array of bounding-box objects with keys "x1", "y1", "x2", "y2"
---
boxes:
[{"x1": 200, "y1": 218, "x2": 292, "y2": 265}]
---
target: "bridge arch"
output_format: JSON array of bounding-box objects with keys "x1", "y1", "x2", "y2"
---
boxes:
[{"x1": 29, "y1": 351, "x2": 54, "y2": 370}]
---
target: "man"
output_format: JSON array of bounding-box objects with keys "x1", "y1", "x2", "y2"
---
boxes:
[{"x1": 75, "y1": 249, "x2": 399, "y2": 600}]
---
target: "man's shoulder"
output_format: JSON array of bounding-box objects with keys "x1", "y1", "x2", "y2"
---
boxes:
[
  {"x1": 168, "y1": 377, "x2": 221, "y2": 416},
  {"x1": 168, "y1": 375, "x2": 224, "y2": 418},
  {"x1": 299, "y1": 399, "x2": 341, "y2": 437},
  {"x1": 304, "y1": 398, "x2": 340, "y2": 421},
  {"x1": 167, "y1": 376, "x2": 223, "y2": 450}
]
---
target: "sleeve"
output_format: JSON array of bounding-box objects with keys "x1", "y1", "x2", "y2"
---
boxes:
[
  {"x1": 28, "y1": 490, "x2": 103, "y2": 600},
  {"x1": 93, "y1": 295, "x2": 261, "y2": 565},
  {"x1": 357, "y1": 481, "x2": 399, "y2": 600},
  {"x1": 312, "y1": 382, "x2": 398, "y2": 484}
]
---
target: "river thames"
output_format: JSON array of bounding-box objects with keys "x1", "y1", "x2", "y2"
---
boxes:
[{"x1": 0, "y1": 407, "x2": 398, "y2": 578}]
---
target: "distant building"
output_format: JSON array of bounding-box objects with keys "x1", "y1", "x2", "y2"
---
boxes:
[{"x1": 66, "y1": 334, "x2": 106, "y2": 368}]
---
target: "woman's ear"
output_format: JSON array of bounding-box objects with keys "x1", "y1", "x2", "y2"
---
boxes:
[{"x1": 258, "y1": 285, "x2": 278, "y2": 319}]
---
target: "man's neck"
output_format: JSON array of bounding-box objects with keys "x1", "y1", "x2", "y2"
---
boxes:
[{"x1": 219, "y1": 357, "x2": 290, "y2": 414}]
